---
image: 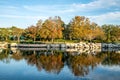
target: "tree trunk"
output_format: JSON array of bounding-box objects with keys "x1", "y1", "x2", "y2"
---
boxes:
[
  {"x1": 51, "y1": 38, "x2": 54, "y2": 43},
  {"x1": 79, "y1": 38, "x2": 81, "y2": 42},
  {"x1": 33, "y1": 50, "x2": 36, "y2": 54},
  {"x1": 5, "y1": 36, "x2": 7, "y2": 41},
  {"x1": 69, "y1": 36, "x2": 72, "y2": 40},
  {"x1": 17, "y1": 36, "x2": 20, "y2": 43},
  {"x1": 33, "y1": 37, "x2": 36, "y2": 43}
]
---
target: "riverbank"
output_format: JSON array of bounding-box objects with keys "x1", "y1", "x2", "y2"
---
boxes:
[
  {"x1": 0, "y1": 41, "x2": 120, "y2": 49},
  {"x1": 1, "y1": 42, "x2": 120, "y2": 54},
  {"x1": 15, "y1": 42, "x2": 101, "y2": 49}
]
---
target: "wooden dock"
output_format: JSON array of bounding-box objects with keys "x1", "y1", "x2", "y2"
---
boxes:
[
  {"x1": 17, "y1": 43, "x2": 66, "y2": 48},
  {"x1": 11, "y1": 42, "x2": 101, "y2": 49}
]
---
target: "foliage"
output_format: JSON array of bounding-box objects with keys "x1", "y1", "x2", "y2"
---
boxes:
[
  {"x1": 67, "y1": 16, "x2": 105, "y2": 42},
  {"x1": 39, "y1": 16, "x2": 64, "y2": 42},
  {"x1": 102, "y1": 24, "x2": 120, "y2": 42},
  {"x1": 24, "y1": 19, "x2": 42, "y2": 42},
  {"x1": 0, "y1": 16, "x2": 120, "y2": 43},
  {"x1": 0, "y1": 28, "x2": 12, "y2": 41},
  {"x1": 10, "y1": 26, "x2": 24, "y2": 43}
]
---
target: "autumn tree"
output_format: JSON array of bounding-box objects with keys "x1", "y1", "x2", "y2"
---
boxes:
[
  {"x1": 68, "y1": 16, "x2": 105, "y2": 42},
  {"x1": 24, "y1": 19, "x2": 42, "y2": 42},
  {"x1": 25, "y1": 25, "x2": 38, "y2": 42},
  {"x1": 85, "y1": 22, "x2": 105, "y2": 42},
  {"x1": 36, "y1": 19, "x2": 42, "y2": 40},
  {"x1": 39, "y1": 16, "x2": 64, "y2": 42},
  {"x1": 68, "y1": 16, "x2": 86, "y2": 40}
]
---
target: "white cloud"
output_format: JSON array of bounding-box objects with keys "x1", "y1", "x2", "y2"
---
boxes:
[
  {"x1": 0, "y1": 5, "x2": 18, "y2": 9},
  {"x1": 0, "y1": 14, "x2": 48, "y2": 20},
  {"x1": 22, "y1": 0, "x2": 120, "y2": 15},
  {"x1": 99, "y1": 65, "x2": 120, "y2": 71},
  {"x1": 72, "y1": 0, "x2": 120, "y2": 10},
  {"x1": 23, "y1": 5, "x2": 75, "y2": 14},
  {"x1": 88, "y1": 11, "x2": 120, "y2": 25},
  {"x1": 7, "y1": 6, "x2": 18, "y2": 9},
  {"x1": 1, "y1": 0, "x2": 120, "y2": 16},
  {"x1": 0, "y1": 0, "x2": 120, "y2": 28}
]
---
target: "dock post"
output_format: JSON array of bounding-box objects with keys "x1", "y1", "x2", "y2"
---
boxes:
[{"x1": 8, "y1": 43, "x2": 11, "y2": 48}]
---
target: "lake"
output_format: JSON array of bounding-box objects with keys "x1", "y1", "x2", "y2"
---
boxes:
[{"x1": 0, "y1": 47, "x2": 120, "y2": 80}]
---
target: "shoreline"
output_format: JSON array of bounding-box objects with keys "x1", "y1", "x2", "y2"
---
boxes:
[
  {"x1": 0, "y1": 42, "x2": 120, "y2": 49},
  {"x1": 0, "y1": 42, "x2": 120, "y2": 54}
]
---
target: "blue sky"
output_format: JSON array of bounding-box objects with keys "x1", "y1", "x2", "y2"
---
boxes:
[{"x1": 0, "y1": 0, "x2": 120, "y2": 28}]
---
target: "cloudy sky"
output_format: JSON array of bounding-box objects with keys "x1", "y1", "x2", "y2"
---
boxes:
[{"x1": 0, "y1": 0, "x2": 120, "y2": 28}]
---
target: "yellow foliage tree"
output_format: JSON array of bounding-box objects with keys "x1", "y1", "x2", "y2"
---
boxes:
[{"x1": 39, "y1": 16, "x2": 64, "y2": 42}]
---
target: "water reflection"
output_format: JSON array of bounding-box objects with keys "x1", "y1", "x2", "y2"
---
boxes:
[
  {"x1": 0, "y1": 47, "x2": 120, "y2": 78},
  {"x1": 101, "y1": 52, "x2": 120, "y2": 65}
]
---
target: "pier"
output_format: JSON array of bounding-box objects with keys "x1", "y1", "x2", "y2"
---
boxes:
[{"x1": 1, "y1": 42, "x2": 120, "y2": 52}]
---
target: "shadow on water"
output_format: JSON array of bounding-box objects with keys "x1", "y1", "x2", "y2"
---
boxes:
[{"x1": 0, "y1": 47, "x2": 120, "y2": 77}]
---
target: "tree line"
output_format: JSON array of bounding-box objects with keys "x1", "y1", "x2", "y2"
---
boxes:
[{"x1": 0, "y1": 16, "x2": 120, "y2": 43}]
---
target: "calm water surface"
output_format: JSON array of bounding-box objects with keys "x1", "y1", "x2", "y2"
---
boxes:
[{"x1": 0, "y1": 48, "x2": 120, "y2": 80}]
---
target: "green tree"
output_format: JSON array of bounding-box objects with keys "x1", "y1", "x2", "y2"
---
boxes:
[
  {"x1": 63, "y1": 24, "x2": 70, "y2": 40},
  {"x1": 0, "y1": 28, "x2": 12, "y2": 41},
  {"x1": 10, "y1": 26, "x2": 24, "y2": 43},
  {"x1": 102, "y1": 25, "x2": 112, "y2": 42},
  {"x1": 110, "y1": 25, "x2": 120, "y2": 42},
  {"x1": 102, "y1": 25, "x2": 120, "y2": 42}
]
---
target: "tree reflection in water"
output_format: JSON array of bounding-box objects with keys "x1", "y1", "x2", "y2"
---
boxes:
[
  {"x1": 0, "y1": 49, "x2": 11, "y2": 63},
  {"x1": 67, "y1": 53, "x2": 103, "y2": 76},
  {"x1": 101, "y1": 51, "x2": 120, "y2": 65},
  {"x1": 21, "y1": 50, "x2": 64, "y2": 74},
  {"x1": 0, "y1": 48, "x2": 120, "y2": 77}
]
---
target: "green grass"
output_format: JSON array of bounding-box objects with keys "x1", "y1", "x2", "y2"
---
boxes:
[{"x1": 54, "y1": 39, "x2": 79, "y2": 43}]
